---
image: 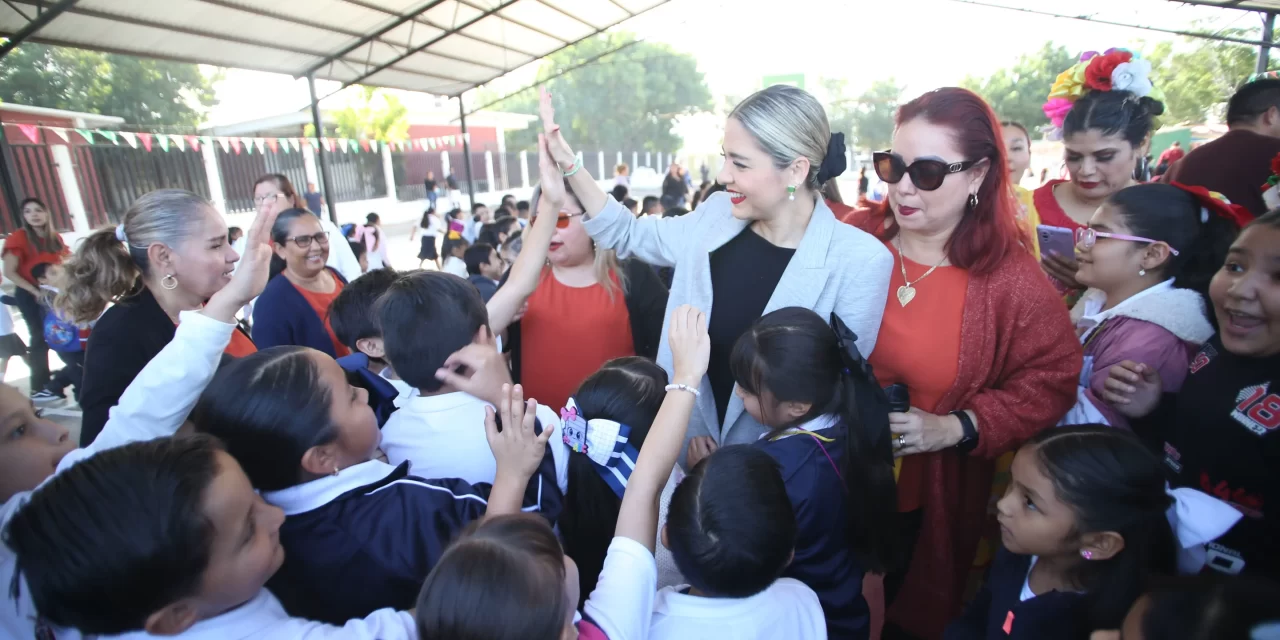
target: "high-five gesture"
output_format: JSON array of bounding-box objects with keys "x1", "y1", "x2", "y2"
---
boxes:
[
  {"x1": 204, "y1": 204, "x2": 279, "y2": 323},
  {"x1": 539, "y1": 88, "x2": 577, "y2": 170}
]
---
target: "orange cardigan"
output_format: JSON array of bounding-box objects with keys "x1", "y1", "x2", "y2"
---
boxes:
[{"x1": 843, "y1": 208, "x2": 1082, "y2": 638}]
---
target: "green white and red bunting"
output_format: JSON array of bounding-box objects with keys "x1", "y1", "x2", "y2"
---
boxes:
[{"x1": 5, "y1": 124, "x2": 472, "y2": 153}]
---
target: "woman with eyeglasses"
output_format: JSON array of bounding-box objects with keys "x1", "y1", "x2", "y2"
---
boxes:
[
  {"x1": 845, "y1": 87, "x2": 1081, "y2": 639},
  {"x1": 251, "y1": 174, "x2": 363, "y2": 283},
  {"x1": 60, "y1": 189, "x2": 257, "y2": 446},
  {"x1": 251, "y1": 208, "x2": 350, "y2": 358},
  {"x1": 1058, "y1": 182, "x2": 1244, "y2": 428},
  {"x1": 484, "y1": 135, "x2": 669, "y2": 411},
  {"x1": 533, "y1": 86, "x2": 892, "y2": 452}
]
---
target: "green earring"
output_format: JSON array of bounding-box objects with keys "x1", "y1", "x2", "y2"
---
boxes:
[{"x1": 787, "y1": 185, "x2": 796, "y2": 201}]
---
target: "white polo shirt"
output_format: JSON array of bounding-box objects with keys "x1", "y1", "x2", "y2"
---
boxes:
[{"x1": 648, "y1": 578, "x2": 827, "y2": 640}]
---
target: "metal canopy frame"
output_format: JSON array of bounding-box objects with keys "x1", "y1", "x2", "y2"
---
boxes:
[{"x1": 0, "y1": 0, "x2": 669, "y2": 219}]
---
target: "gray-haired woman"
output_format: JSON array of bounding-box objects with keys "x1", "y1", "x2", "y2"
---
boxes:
[{"x1": 537, "y1": 86, "x2": 894, "y2": 454}]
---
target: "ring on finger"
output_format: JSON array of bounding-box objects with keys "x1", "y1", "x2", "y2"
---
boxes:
[{"x1": 896, "y1": 434, "x2": 907, "y2": 449}]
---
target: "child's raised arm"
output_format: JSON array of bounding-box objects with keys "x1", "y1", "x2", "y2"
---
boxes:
[
  {"x1": 486, "y1": 133, "x2": 564, "y2": 335},
  {"x1": 615, "y1": 304, "x2": 709, "y2": 550}
]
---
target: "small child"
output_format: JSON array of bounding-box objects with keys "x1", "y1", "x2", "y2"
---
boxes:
[
  {"x1": 30, "y1": 262, "x2": 85, "y2": 404},
  {"x1": 945, "y1": 426, "x2": 1240, "y2": 639},
  {"x1": 441, "y1": 232, "x2": 469, "y2": 278},
  {"x1": 415, "y1": 304, "x2": 711, "y2": 640},
  {"x1": 726, "y1": 307, "x2": 900, "y2": 639},
  {"x1": 328, "y1": 268, "x2": 409, "y2": 423},
  {"x1": 463, "y1": 242, "x2": 502, "y2": 302},
  {"x1": 191, "y1": 337, "x2": 560, "y2": 624},
  {"x1": 348, "y1": 240, "x2": 368, "y2": 274}
]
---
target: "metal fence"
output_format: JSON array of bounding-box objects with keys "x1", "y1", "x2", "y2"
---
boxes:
[
  {"x1": 327, "y1": 150, "x2": 386, "y2": 203},
  {"x1": 1, "y1": 142, "x2": 74, "y2": 232},
  {"x1": 88, "y1": 145, "x2": 209, "y2": 223},
  {"x1": 390, "y1": 150, "x2": 443, "y2": 202},
  {"x1": 218, "y1": 149, "x2": 307, "y2": 214}
]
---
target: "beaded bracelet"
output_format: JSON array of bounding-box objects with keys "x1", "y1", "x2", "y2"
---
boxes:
[
  {"x1": 562, "y1": 161, "x2": 581, "y2": 177},
  {"x1": 665, "y1": 383, "x2": 700, "y2": 397}
]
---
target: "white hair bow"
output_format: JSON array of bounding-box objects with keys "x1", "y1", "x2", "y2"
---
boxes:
[
  {"x1": 1165, "y1": 484, "x2": 1244, "y2": 575},
  {"x1": 560, "y1": 397, "x2": 639, "y2": 499}
]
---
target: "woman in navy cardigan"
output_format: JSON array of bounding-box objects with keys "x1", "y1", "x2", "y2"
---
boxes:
[{"x1": 253, "y1": 208, "x2": 349, "y2": 357}]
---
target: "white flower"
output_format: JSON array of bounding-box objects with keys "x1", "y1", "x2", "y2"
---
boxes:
[{"x1": 1112, "y1": 59, "x2": 1153, "y2": 97}]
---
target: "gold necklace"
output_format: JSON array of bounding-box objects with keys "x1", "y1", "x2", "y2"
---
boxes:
[{"x1": 894, "y1": 235, "x2": 948, "y2": 307}]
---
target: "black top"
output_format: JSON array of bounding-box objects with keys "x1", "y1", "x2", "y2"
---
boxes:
[
  {"x1": 661, "y1": 174, "x2": 685, "y2": 201},
  {"x1": 707, "y1": 227, "x2": 795, "y2": 424},
  {"x1": 1134, "y1": 335, "x2": 1280, "y2": 581},
  {"x1": 946, "y1": 547, "x2": 1086, "y2": 640},
  {"x1": 424, "y1": 178, "x2": 437, "y2": 192}
]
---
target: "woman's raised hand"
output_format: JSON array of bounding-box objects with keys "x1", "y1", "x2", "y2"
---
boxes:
[
  {"x1": 539, "y1": 88, "x2": 577, "y2": 169},
  {"x1": 537, "y1": 133, "x2": 566, "y2": 208}
]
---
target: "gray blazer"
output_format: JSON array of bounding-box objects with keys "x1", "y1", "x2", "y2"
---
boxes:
[{"x1": 583, "y1": 192, "x2": 893, "y2": 448}]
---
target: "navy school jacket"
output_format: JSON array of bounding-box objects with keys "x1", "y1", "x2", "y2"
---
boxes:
[
  {"x1": 262, "y1": 445, "x2": 562, "y2": 624},
  {"x1": 944, "y1": 547, "x2": 1086, "y2": 640},
  {"x1": 756, "y1": 421, "x2": 870, "y2": 640},
  {"x1": 252, "y1": 269, "x2": 347, "y2": 358},
  {"x1": 336, "y1": 352, "x2": 399, "y2": 427}
]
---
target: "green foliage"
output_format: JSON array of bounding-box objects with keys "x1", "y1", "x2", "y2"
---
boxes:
[
  {"x1": 480, "y1": 32, "x2": 711, "y2": 152},
  {"x1": 0, "y1": 43, "x2": 217, "y2": 128},
  {"x1": 330, "y1": 86, "x2": 409, "y2": 142},
  {"x1": 960, "y1": 42, "x2": 1077, "y2": 130},
  {"x1": 1146, "y1": 32, "x2": 1277, "y2": 124},
  {"x1": 823, "y1": 77, "x2": 904, "y2": 152}
]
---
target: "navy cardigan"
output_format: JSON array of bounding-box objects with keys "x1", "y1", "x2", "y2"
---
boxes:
[
  {"x1": 945, "y1": 547, "x2": 1086, "y2": 640},
  {"x1": 252, "y1": 269, "x2": 346, "y2": 357}
]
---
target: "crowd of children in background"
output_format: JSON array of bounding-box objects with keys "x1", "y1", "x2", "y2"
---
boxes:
[{"x1": 0, "y1": 70, "x2": 1278, "y2": 640}]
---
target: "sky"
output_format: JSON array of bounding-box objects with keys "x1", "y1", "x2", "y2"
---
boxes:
[{"x1": 204, "y1": 0, "x2": 1265, "y2": 149}]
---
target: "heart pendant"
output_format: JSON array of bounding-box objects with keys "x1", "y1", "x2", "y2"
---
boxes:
[{"x1": 897, "y1": 285, "x2": 916, "y2": 307}]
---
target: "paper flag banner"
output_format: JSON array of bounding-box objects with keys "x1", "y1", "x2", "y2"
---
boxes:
[
  {"x1": 360, "y1": 139, "x2": 371, "y2": 152},
  {"x1": 231, "y1": 139, "x2": 242, "y2": 155},
  {"x1": 218, "y1": 137, "x2": 231, "y2": 154},
  {"x1": 291, "y1": 139, "x2": 301, "y2": 152},
  {"x1": 47, "y1": 127, "x2": 69, "y2": 143},
  {"x1": 463, "y1": 133, "x2": 471, "y2": 144},
  {"x1": 428, "y1": 139, "x2": 437, "y2": 150},
  {"x1": 16, "y1": 124, "x2": 40, "y2": 144},
  {"x1": 171, "y1": 135, "x2": 185, "y2": 152},
  {"x1": 96, "y1": 130, "x2": 118, "y2": 145},
  {"x1": 138, "y1": 133, "x2": 153, "y2": 152},
  {"x1": 75, "y1": 129, "x2": 94, "y2": 144},
  {"x1": 267, "y1": 139, "x2": 279, "y2": 153},
  {"x1": 119, "y1": 132, "x2": 138, "y2": 148},
  {"x1": 325, "y1": 138, "x2": 335, "y2": 152},
  {"x1": 240, "y1": 138, "x2": 253, "y2": 154},
  {"x1": 254, "y1": 138, "x2": 266, "y2": 154},
  {"x1": 281, "y1": 139, "x2": 291, "y2": 153},
  {"x1": 187, "y1": 136, "x2": 201, "y2": 152},
  {"x1": 157, "y1": 135, "x2": 170, "y2": 152},
  {"x1": 200, "y1": 136, "x2": 212, "y2": 151}
]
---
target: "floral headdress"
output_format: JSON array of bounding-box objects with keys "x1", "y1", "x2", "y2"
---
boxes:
[
  {"x1": 1042, "y1": 48, "x2": 1164, "y2": 140},
  {"x1": 1262, "y1": 151, "x2": 1280, "y2": 211}
]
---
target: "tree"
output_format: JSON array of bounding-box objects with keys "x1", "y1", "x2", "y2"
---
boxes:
[
  {"x1": 850, "y1": 79, "x2": 904, "y2": 152},
  {"x1": 479, "y1": 32, "x2": 712, "y2": 152},
  {"x1": 0, "y1": 43, "x2": 217, "y2": 128},
  {"x1": 1146, "y1": 31, "x2": 1277, "y2": 124},
  {"x1": 960, "y1": 42, "x2": 1077, "y2": 130},
  {"x1": 330, "y1": 86, "x2": 409, "y2": 142}
]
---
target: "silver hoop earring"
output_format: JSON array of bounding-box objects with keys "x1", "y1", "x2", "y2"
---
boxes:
[
  {"x1": 967, "y1": 193, "x2": 979, "y2": 210},
  {"x1": 160, "y1": 274, "x2": 179, "y2": 290}
]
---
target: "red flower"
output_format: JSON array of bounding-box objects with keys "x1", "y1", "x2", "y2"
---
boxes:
[
  {"x1": 1084, "y1": 51, "x2": 1134, "y2": 92},
  {"x1": 1269, "y1": 152, "x2": 1280, "y2": 176}
]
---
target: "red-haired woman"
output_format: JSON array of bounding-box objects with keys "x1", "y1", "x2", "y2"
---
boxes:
[{"x1": 845, "y1": 87, "x2": 1081, "y2": 638}]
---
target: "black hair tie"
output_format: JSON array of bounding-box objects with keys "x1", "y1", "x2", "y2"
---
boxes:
[{"x1": 816, "y1": 132, "x2": 848, "y2": 185}]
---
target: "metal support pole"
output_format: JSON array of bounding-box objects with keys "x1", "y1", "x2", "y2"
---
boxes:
[
  {"x1": 1260, "y1": 13, "x2": 1276, "y2": 75},
  {"x1": 459, "y1": 96, "x2": 476, "y2": 209},
  {"x1": 0, "y1": 0, "x2": 81, "y2": 60},
  {"x1": 308, "y1": 73, "x2": 340, "y2": 225},
  {"x1": 0, "y1": 111, "x2": 21, "y2": 226}
]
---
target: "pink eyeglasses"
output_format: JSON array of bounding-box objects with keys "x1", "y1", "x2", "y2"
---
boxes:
[{"x1": 1074, "y1": 227, "x2": 1180, "y2": 256}]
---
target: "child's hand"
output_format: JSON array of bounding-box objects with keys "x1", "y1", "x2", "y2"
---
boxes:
[
  {"x1": 1101, "y1": 360, "x2": 1164, "y2": 419},
  {"x1": 434, "y1": 326, "x2": 512, "y2": 406},
  {"x1": 486, "y1": 384, "x2": 554, "y2": 483},
  {"x1": 686, "y1": 435, "x2": 718, "y2": 468},
  {"x1": 668, "y1": 305, "x2": 709, "y2": 387},
  {"x1": 204, "y1": 203, "x2": 279, "y2": 323}
]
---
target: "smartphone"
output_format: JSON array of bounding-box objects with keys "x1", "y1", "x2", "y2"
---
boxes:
[{"x1": 1037, "y1": 225, "x2": 1076, "y2": 258}]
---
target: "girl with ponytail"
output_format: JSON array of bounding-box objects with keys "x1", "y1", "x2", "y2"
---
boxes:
[
  {"x1": 720, "y1": 306, "x2": 900, "y2": 639},
  {"x1": 1060, "y1": 182, "x2": 1246, "y2": 428}
]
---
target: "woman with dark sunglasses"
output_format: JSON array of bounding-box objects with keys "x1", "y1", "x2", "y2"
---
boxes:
[
  {"x1": 251, "y1": 208, "x2": 350, "y2": 358},
  {"x1": 845, "y1": 87, "x2": 1081, "y2": 639},
  {"x1": 482, "y1": 135, "x2": 669, "y2": 411},
  {"x1": 531, "y1": 85, "x2": 893, "y2": 457}
]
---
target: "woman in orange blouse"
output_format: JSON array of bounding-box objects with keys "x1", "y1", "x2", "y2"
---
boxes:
[{"x1": 848, "y1": 88, "x2": 1081, "y2": 639}]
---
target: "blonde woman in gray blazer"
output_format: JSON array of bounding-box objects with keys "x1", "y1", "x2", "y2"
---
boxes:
[{"x1": 538, "y1": 86, "x2": 894, "y2": 454}]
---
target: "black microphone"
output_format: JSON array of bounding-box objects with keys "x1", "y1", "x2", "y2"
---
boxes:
[{"x1": 884, "y1": 383, "x2": 910, "y2": 413}]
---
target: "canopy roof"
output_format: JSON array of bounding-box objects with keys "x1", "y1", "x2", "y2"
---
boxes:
[
  {"x1": 0, "y1": 0, "x2": 667, "y2": 97},
  {"x1": 1172, "y1": 0, "x2": 1280, "y2": 11}
]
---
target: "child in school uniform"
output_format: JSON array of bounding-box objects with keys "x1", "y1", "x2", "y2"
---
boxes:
[
  {"x1": 944, "y1": 426, "x2": 1240, "y2": 640},
  {"x1": 0, "y1": 208, "x2": 318, "y2": 640},
  {"x1": 1105, "y1": 210, "x2": 1280, "y2": 583},
  {"x1": 415, "y1": 304, "x2": 712, "y2": 640},
  {"x1": 1091, "y1": 574, "x2": 1280, "y2": 640},
  {"x1": 0, "y1": 292, "x2": 26, "y2": 380},
  {"x1": 190, "y1": 320, "x2": 561, "y2": 624},
  {"x1": 328, "y1": 267, "x2": 409, "y2": 423}
]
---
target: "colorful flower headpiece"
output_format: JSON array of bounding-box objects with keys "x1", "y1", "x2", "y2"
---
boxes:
[
  {"x1": 1262, "y1": 151, "x2": 1280, "y2": 192},
  {"x1": 1042, "y1": 48, "x2": 1164, "y2": 139}
]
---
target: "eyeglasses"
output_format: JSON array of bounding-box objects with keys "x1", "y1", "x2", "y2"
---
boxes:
[
  {"x1": 254, "y1": 193, "x2": 288, "y2": 206},
  {"x1": 1074, "y1": 227, "x2": 1180, "y2": 256},
  {"x1": 873, "y1": 151, "x2": 983, "y2": 192},
  {"x1": 535, "y1": 211, "x2": 585, "y2": 229},
  {"x1": 286, "y1": 232, "x2": 330, "y2": 249}
]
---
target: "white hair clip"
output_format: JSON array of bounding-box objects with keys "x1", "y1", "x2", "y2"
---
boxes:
[{"x1": 115, "y1": 224, "x2": 128, "y2": 244}]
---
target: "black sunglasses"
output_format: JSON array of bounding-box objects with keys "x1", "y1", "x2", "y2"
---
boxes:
[{"x1": 873, "y1": 151, "x2": 982, "y2": 192}]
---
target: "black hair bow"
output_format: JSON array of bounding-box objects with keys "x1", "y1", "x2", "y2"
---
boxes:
[
  {"x1": 816, "y1": 132, "x2": 849, "y2": 185},
  {"x1": 830, "y1": 312, "x2": 873, "y2": 381}
]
